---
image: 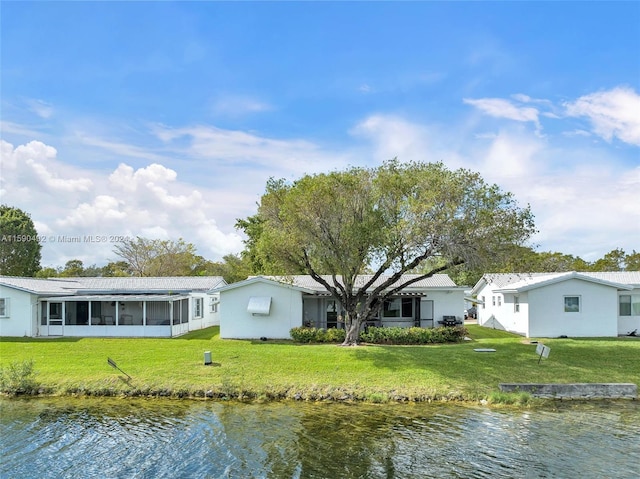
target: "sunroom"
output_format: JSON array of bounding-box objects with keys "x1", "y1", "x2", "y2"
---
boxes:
[{"x1": 39, "y1": 294, "x2": 193, "y2": 338}]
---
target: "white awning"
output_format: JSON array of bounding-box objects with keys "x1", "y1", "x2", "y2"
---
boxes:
[{"x1": 247, "y1": 296, "x2": 272, "y2": 315}]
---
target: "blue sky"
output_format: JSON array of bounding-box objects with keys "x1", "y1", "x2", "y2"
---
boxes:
[{"x1": 1, "y1": 1, "x2": 639, "y2": 270}]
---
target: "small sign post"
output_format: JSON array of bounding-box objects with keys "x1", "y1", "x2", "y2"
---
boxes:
[
  {"x1": 535, "y1": 343, "x2": 551, "y2": 364},
  {"x1": 107, "y1": 357, "x2": 132, "y2": 379}
]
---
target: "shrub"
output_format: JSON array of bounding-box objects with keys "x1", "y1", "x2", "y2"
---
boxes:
[
  {"x1": 359, "y1": 326, "x2": 467, "y2": 345},
  {"x1": 290, "y1": 327, "x2": 345, "y2": 343},
  {"x1": 0, "y1": 359, "x2": 40, "y2": 395}
]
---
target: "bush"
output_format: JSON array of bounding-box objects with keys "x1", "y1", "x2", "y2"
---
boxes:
[
  {"x1": 359, "y1": 326, "x2": 467, "y2": 345},
  {"x1": 0, "y1": 359, "x2": 40, "y2": 395},
  {"x1": 290, "y1": 327, "x2": 345, "y2": 343}
]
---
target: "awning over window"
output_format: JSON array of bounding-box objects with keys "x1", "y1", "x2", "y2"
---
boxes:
[{"x1": 247, "y1": 296, "x2": 272, "y2": 315}]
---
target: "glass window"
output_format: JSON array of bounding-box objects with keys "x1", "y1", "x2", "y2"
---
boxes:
[
  {"x1": 0, "y1": 298, "x2": 7, "y2": 316},
  {"x1": 194, "y1": 298, "x2": 203, "y2": 318},
  {"x1": 620, "y1": 295, "x2": 631, "y2": 316},
  {"x1": 210, "y1": 298, "x2": 219, "y2": 313},
  {"x1": 50, "y1": 303, "x2": 62, "y2": 319},
  {"x1": 383, "y1": 298, "x2": 413, "y2": 318},
  {"x1": 514, "y1": 296, "x2": 520, "y2": 313},
  {"x1": 564, "y1": 296, "x2": 580, "y2": 313},
  {"x1": 620, "y1": 295, "x2": 640, "y2": 316}
]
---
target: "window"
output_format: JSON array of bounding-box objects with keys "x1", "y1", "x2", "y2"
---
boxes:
[
  {"x1": 49, "y1": 303, "x2": 62, "y2": 319},
  {"x1": 210, "y1": 298, "x2": 219, "y2": 313},
  {"x1": 620, "y1": 295, "x2": 640, "y2": 316},
  {"x1": 481, "y1": 296, "x2": 485, "y2": 309},
  {"x1": 564, "y1": 296, "x2": 580, "y2": 313},
  {"x1": 0, "y1": 298, "x2": 8, "y2": 317},
  {"x1": 492, "y1": 296, "x2": 496, "y2": 306},
  {"x1": 382, "y1": 298, "x2": 413, "y2": 318},
  {"x1": 514, "y1": 296, "x2": 520, "y2": 313},
  {"x1": 194, "y1": 298, "x2": 203, "y2": 318},
  {"x1": 497, "y1": 296, "x2": 502, "y2": 307}
]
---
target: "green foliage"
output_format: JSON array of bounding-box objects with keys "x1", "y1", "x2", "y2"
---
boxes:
[
  {"x1": 113, "y1": 236, "x2": 202, "y2": 276},
  {"x1": 0, "y1": 205, "x2": 42, "y2": 276},
  {"x1": 290, "y1": 327, "x2": 346, "y2": 343},
  {"x1": 290, "y1": 326, "x2": 467, "y2": 345},
  {"x1": 359, "y1": 326, "x2": 467, "y2": 345},
  {"x1": 0, "y1": 359, "x2": 40, "y2": 395},
  {"x1": 197, "y1": 253, "x2": 253, "y2": 284},
  {"x1": 487, "y1": 391, "x2": 533, "y2": 405},
  {"x1": 244, "y1": 160, "x2": 536, "y2": 344}
]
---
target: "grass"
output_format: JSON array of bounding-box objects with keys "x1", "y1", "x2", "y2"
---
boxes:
[{"x1": 1, "y1": 325, "x2": 638, "y2": 402}]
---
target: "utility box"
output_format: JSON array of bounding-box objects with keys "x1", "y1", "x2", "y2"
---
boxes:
[{"x1": 204, "y1": 351, "x2": 212, "y2": 365}]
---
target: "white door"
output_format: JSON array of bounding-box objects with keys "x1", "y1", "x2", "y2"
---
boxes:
[{"x1": 419, "y1": 299, "x2": 434, "y2": 328}]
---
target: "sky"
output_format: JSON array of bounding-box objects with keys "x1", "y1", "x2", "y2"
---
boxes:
[{"x1": 1, "y1": 1, "x2": 639, "y2": 269}]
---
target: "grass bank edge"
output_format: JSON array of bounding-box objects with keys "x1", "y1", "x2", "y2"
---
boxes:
[{"x1": 1, "y1": 325, "x2": 638, "y2": 405}]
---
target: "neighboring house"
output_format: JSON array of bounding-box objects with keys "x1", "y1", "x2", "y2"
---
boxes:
[
  {"x1": 0, "y1": 276, "x2": 226, "y2": 338},
  {"x1": 216, "y1": 274, "x2": 465, "y2": 339},
  {"x1": 471, "y1": 272, "x2": 640, "y2": 338}
]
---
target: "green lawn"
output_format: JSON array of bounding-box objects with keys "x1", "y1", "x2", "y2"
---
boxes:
[{"x1": 1, "y1": 325, "x2": 638, "y2": 402}]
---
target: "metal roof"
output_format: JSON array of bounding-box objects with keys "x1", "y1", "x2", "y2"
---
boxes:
[
  {"x1": 0, "y1": 277, "x2": 83, "y2": 295},
  {"x1": 475, "y1": 271, "x2": 640, "y2": 293},
  {"x1": 265, "y1": 274, "x2": 459, "y2": 293},
  {"x1": 0, "y1": 276, "x2": 225, "y2": 295},
  {"x1": 39, "y1": 294, "x2": 190, "y2": 302}
]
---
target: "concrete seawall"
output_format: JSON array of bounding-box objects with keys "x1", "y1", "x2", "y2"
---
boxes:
[{"x1": 499, "y1": 383, "x2": 638, "y2": 399}]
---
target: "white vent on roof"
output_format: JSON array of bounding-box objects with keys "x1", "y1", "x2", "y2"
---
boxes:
[{"x1": 247, "y1": 296, "x2": 271, "y2": 315}]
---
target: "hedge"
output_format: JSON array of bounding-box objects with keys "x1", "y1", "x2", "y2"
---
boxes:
[{"x1": 290, "y1": 326, "x2": 467, "y2": 344}]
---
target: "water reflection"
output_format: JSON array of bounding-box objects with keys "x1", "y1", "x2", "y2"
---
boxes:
[{"x1": 1, "y1": 399, "x2": 639, "y2": 478}]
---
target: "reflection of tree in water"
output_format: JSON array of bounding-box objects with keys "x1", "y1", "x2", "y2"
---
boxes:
[{"x1": 294, "y1": 403, "x2": 404, "y2": 478}]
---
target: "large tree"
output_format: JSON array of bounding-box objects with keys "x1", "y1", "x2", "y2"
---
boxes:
[
  {"x1": 0, "y1": 205, "x2": 42, "y2": 276},
  {"x1": 239, "y1": 160, "x2": 536, "y2": 345},
  {"x1": 113, "y1": 237, "x2": 201, "y2": 276}
]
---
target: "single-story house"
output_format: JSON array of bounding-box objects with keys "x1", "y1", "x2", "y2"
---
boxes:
[
  {"x1": 0, "y1": 275, "x2": 226, "y2": 338},
  {"x1": 216, "y1": 274, "x2": 466, "y2": 339},
  {"x1": 471, "y1": 272, "x2": 640, "y2": 338}
]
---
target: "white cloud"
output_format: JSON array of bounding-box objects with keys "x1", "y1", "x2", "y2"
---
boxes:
[
  {"x1": 1, "y1": 140, "x2": 93, "y2": 193},
  {"x1": 564, "y1": 86, "x2": 640, "y2": 146},
  {"x1": 0, "y1": 139, "x2": 245, "y2": 267},
  {"x1": 26, "y1": 99, "x2": 54, "y2": 119},
  {"x1": 463, "y1": 97, "x2": 540, "y2": 126},
  {"x1": 350, "y1": 114, "x2": 432, "y2": 163},
  {"x1": 76, "y1": 133, "x2": 169, "y2": 162}
]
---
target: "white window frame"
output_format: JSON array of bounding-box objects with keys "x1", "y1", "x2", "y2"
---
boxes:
[
  {"x1": 194, "y1": 297, "x2": 203, "y2": 318},
  {"x1": 514, "y1": 296, "x2": 520, "y2": 313},
  {"x1": 210, "y1": 297, "x2": 219, "y2": 313},
  {"x1": 0, "y1": 298, "x2": 8, "y2": 317},
  {"x1": 564, "y1": 295, "x2": 581, "y2": 313}
]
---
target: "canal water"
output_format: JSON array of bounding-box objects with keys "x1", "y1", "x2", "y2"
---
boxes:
[{"x1": 1, "y1": 398, "x2": 639, "y2": 478}]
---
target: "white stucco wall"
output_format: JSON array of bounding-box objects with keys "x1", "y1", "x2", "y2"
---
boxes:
[
  {"x1": 476, "y1": 284, "x2": 511, "y2": 331},
  {"x1": 427, "y1": 290, "x2": 466, "y2": 322},
  {"x1": 220, "y1": 281, "x2": 304, "y2": 339},
  {"x1": 527, "y1": 279, "x2": 618, "y2": 337},
  {"x1": 488, "y1": 291, "x2": 530, "y2": 335},
  {"x1": 0, "y1": 286, "x2": 37, "y2": 337}
]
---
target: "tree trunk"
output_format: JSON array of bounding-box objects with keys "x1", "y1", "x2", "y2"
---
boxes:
[{"x1": 341, "y1": 312, "x2": 362, "y2": 346}]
